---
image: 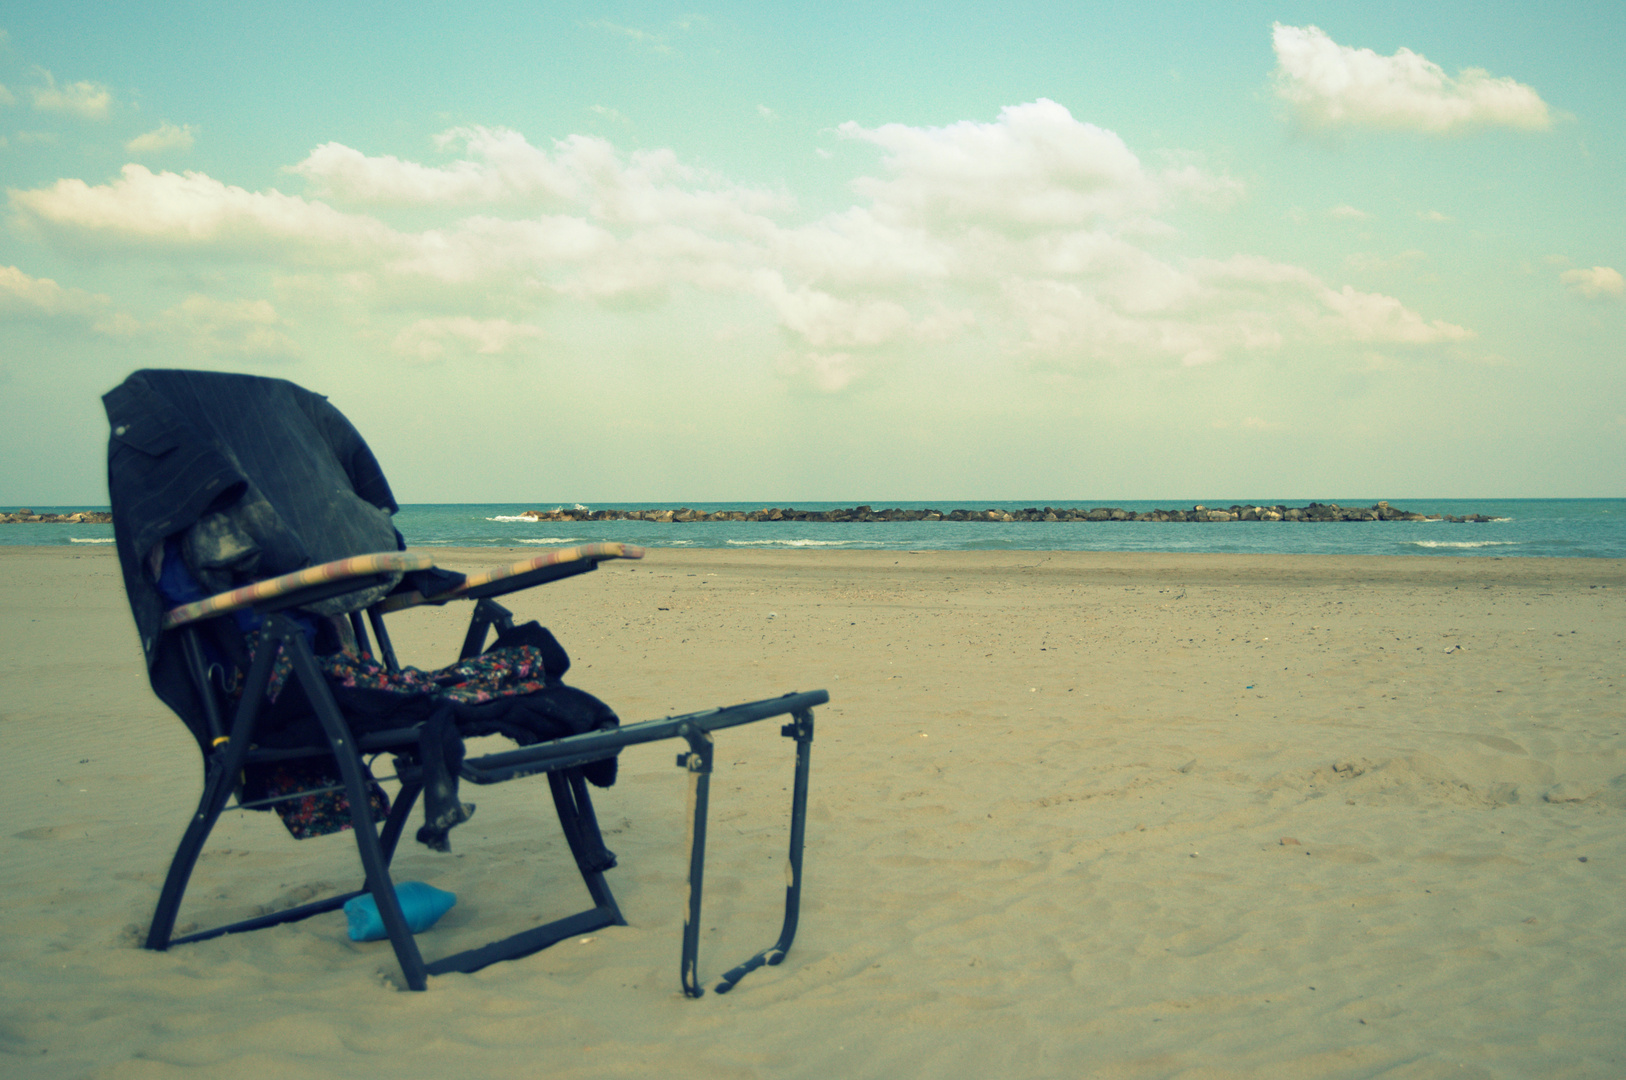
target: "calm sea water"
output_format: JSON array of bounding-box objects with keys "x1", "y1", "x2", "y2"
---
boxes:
[{"x1": 12, "y1": 500, "x2": 1622, "y2": 558}]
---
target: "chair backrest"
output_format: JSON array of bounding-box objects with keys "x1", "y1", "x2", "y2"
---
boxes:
[{"x1": 104, "y1": 368, "x2": 406, "y2": 753}]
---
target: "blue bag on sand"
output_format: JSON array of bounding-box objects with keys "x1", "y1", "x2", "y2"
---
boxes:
[{"x1": 344, "y1": 881, "x2": 457, "y2": 942}]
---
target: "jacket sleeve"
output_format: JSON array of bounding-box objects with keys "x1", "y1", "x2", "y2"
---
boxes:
[{"x1": 299, "y1": 390, "x2": 399, "y2": 516}]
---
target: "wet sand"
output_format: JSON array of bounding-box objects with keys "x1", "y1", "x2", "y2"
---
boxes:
[{"x1": 2, "y1": 546, "x2": 1622, "y2": 1079}]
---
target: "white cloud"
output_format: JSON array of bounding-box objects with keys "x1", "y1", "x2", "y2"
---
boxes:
[
  {"x1": 30, "y1": 70, "x2": 113, "y2": 119},
  {"x1": 839, "y1": 99, "x2": 1177, "y2": 232},
  {"x1": 1318, "y1": 282, "x2": 1472, "y2": 343},
  {"x1": 1272, "y1": 24, "x2": 1551, "y2": 133},
  {"x1": 292, "y1": 127, "x2": 579, "y2": 205},
  {"x1": 1329, "y1": 204, "x2": 1369, "y2": 220},
  {"x1": 778, "y1": 350, "x2": 865, "y2": 393},
  {"x1": 126, "y1": 122, "x2": 196, "y2": 154},
  {"x1": 0, "y1": 264, "x2": 148, "y2": 338},
  {"x1": 157, "y1": 294, "x2": 299, "y2": 358},
  {"x1": 10, "y1": 164, "x2": 401, "y2": 261},
  {"x1": 769, "y1": 207, "x2": 951, "y2": 290},
  {"x1": 753, "y1": 270, "x2": 915, "y2": 349},
  {"x1": 0, "y1": 263, "x2": 108, "y2": 319},
  {"x1": 1418, "y1": 209, "x2": 1453, "y2": 223},
  {"x1": 9, "y1": 101, "x2": 1474, "y2": 388},
  {"x1": 757, "y1": 105, "x2": 778, "y2": 121},
  {"x1": 1561, "y1": 266, "x2": 1624, "y2": 300},
  {"x1": 392, "y1": 316, "x2": 544, "y2": 361},
  {"x1": 1, "y1": 271, "x2": 303, "y2": 355},
  {"x1": 289, "y1": 127, "x2": 790, "y2": 237},
  {"x1": 1005, "y1": 253, "x2": 1468, "y2": 366},
  {"x1": 0, "y1": 84, "x2": 16, "y2": 107},
  {"x1": 589, "y1": 105, "x2": 630, "y2": 125}
]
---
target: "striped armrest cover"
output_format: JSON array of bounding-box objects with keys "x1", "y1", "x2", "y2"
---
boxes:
[
  {"x1": 161, "y1": 551, "x2": 436, "y2": 629},
  {"x1": 377, "y1": 543, "x2": 645, "y2": 613}
]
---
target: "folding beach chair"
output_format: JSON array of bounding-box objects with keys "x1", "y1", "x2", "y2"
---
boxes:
[{"x1": 105, "y1": 368, "x2": 825, "y2": 994}]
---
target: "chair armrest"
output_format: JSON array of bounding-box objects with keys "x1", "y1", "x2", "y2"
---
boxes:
[
  {"x1": 376, "y1": 543, "x2": 646, "y2": 613},
  {"x1": 161, "y1": 551, "x2": 436, "y2": 629}
]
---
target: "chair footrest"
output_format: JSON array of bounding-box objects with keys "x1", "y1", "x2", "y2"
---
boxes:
[
  {"x1": 423, "y1": 906, "x2": 622, "y2": 977},
  {"x1": 461, "y1": 690, "x2": 828, "y2": 784}
]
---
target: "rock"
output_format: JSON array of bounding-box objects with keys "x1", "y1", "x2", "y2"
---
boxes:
[{"x1": 465, "y1": 501, "x2": 1486, "y2": 527}]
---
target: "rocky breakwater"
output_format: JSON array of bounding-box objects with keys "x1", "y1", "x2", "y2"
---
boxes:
[
  {"x1": 516, "y1": 501, "x2": 1497, "y2": 524},
  {"x1": 1, "y1": 509, "x2": 113, "y2": 524}
]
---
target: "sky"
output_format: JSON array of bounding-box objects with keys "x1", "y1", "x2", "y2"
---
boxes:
[{"x1": 1, "y1": 1, "x2": 1622, "y2": 504}]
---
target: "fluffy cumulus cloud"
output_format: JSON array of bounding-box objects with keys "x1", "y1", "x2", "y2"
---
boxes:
[
  {"x1": 1272, "y1": 24, "x2": 1550, "y2": 133},
  {"x1": 292, "y1": 127, "x2": 577, "y2": 205},
  {"x1": 30, "y1": 71, "x2": 113, "y2": 119},
  {"x1": 1561, "y1": 266, "x2": 1625, "y2": 300},
  {"x1": 0, "y1": 264, "x2": 111, "y2": 321},
  {"x1": 126, "y1": 122, "x2": 196, "y2": 154},
  {"x1": 11, "y1": 164, "x2": 402, "y2": 261},
  {"x1": 8, "y1": 100, "x2": 1475, "y2": 386},
  {"x1": 840, "y1": 100, "x2": 1183, "y2": 232},
  {"x1": 155, "y1": 294, "x2": 299, "y2": 358}
]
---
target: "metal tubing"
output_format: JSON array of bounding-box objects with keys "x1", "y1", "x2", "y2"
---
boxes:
[
  {"x1": 379, "y1": 774, "x2": 422, "y2": 862},
  {"x1": 458, "y1": 597, "x2": 514, "y2": 660},
  {"x1": 678, "y1": 726, "x2": 714, "y2": 998},
  {"x1": 178, "y1": 627, "x2": 226, "y2": 743},
  {"x1": 462, "y1": 691, "x2": 829, "y2": 784},
  {"x1": 146, "y1": 621, "x2": 285, "y2": 951},
  {"x1": 714, "y1": 708, "x2": 815, "y2": 993},
  {"x1": 367, "y1": 608, "x2": 400, "y2": 670},
  {"x1": 279, "y1": 617, "x2": 429, "y2": 991}
]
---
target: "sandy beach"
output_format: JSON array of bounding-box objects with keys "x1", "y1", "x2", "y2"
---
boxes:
[{"x1": 2, "y1": 545, "x2": 1622, "y2": 1079}]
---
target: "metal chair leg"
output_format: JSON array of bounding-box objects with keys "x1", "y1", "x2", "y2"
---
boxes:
[
  {"x1": 714, "y1": 708, "x2": 815, "y2": 993},
  {"x1": 281, "y1": 620, "x2": 429, "y2": 991}
]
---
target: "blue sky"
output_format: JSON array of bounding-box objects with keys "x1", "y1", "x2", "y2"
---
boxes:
[{"x1": 2, "y1": 2, "x2": 1621, "y2": 503}]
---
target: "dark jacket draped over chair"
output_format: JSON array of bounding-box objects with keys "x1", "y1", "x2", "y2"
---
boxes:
[{"x1": 104, "y1": 368, "x2": 404, "y2": 752}]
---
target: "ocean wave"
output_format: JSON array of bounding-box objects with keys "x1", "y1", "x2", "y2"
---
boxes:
[
  {"x1": 70, "y1": 537, "x2": 116, "y2": 544},
  {"x1": 1401, "y1": 539, "x2": 1521, "y2": 549},
  {"x1": 486, "y1": 505, "x2": 589, "y2": 522},
  {"x1": 726, "y1": 538, "x2": 883, "y2": 548},
  {"x1": 516, "y1": 537, "x2": 587, "y2": 545}
]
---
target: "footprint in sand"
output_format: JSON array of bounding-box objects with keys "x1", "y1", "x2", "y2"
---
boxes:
[{"x1": 12, "y1": 823, "x2": 97, "y2": 840}]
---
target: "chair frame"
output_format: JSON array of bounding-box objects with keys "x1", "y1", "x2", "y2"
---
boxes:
[{"x1": 143, "y1": 548, "x2": 824, "y2": 995}]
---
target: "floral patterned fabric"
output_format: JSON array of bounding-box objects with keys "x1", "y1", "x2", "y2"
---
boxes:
[
  {"x1": 239, "y1": 631, "x2": 615, "y2": 843},
  {"x1": 242, "y1": 759, "x2": 391, "y2": 840},
  {"x1": 321, "y1": 646, "x2": 557, "y2": 706}
]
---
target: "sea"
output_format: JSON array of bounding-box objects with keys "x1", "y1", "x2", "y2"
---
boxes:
[{"x1": 6, "y1": 499, "x2": 1623, "y2": 559}]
